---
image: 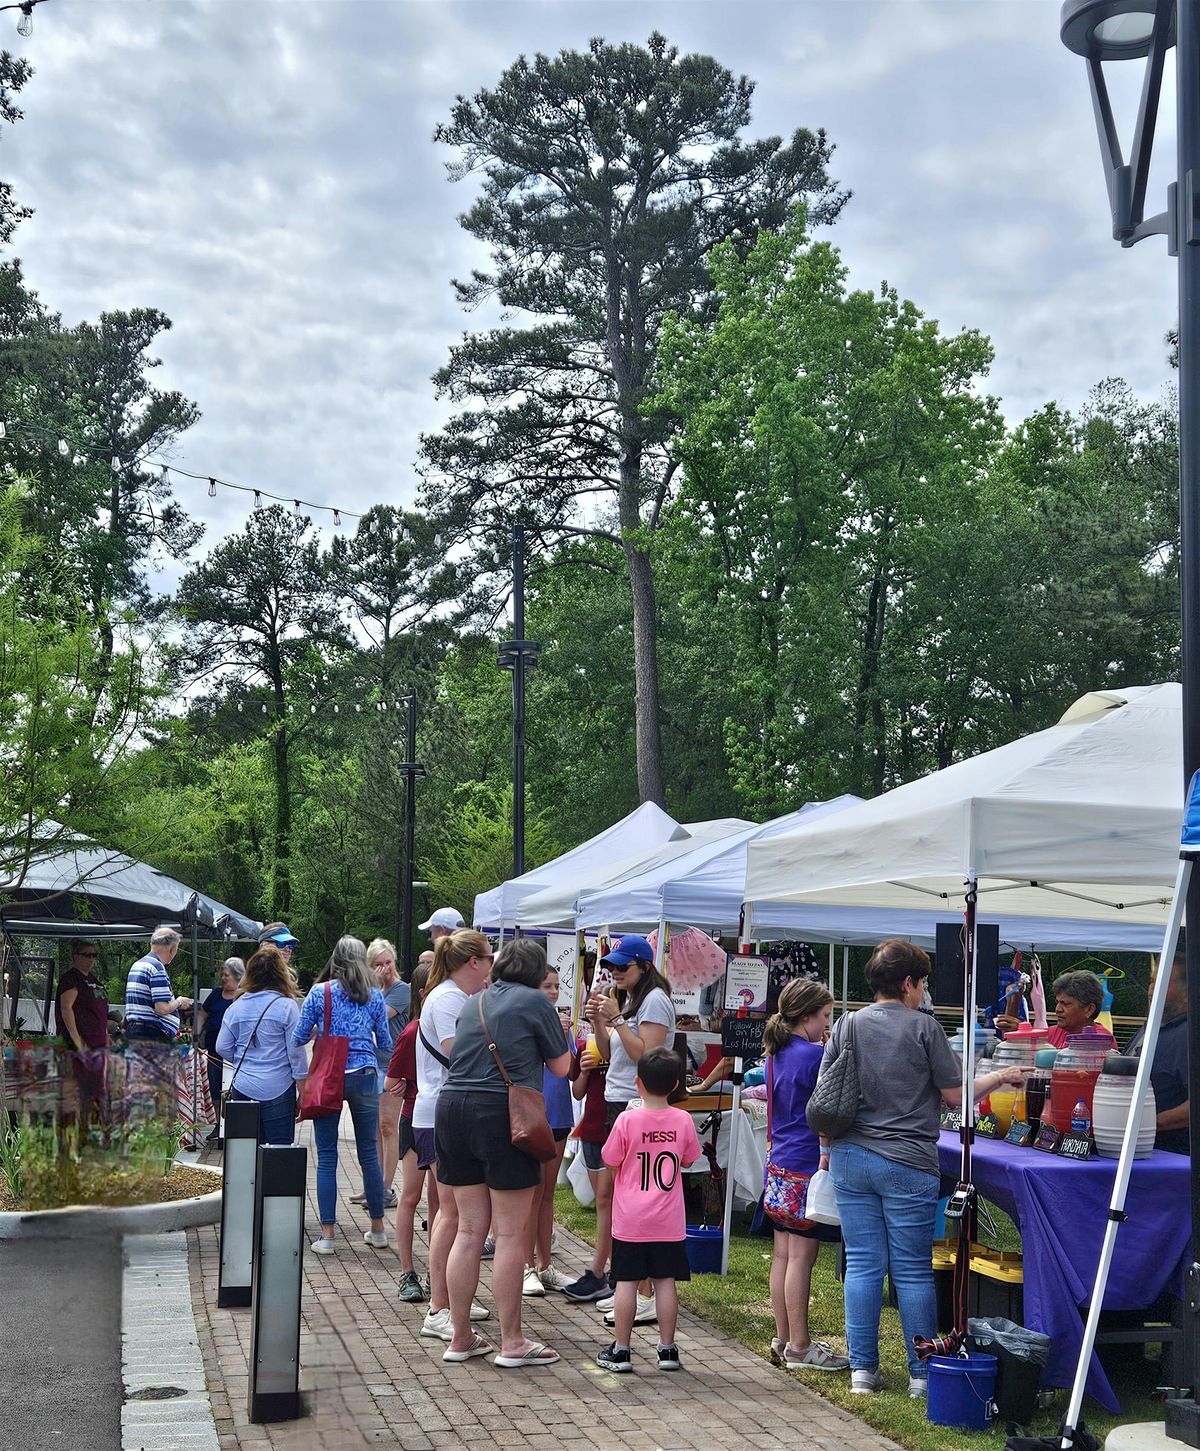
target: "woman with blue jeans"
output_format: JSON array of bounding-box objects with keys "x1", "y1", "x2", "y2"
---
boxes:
[
  {"x1": 216, "y1": 946, "x2": 308, "y2": 1145},
  {"x1": 822, "y1": 939, "x2": 1023, "y2": 1397},
  {"x1": 295, "y1": 936, "x2": 392, "y2": 1255}
]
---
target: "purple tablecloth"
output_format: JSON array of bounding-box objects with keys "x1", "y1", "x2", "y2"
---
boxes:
[{"x1": 937, "y1": 1130, "x2": 1189, "y2": 1411}]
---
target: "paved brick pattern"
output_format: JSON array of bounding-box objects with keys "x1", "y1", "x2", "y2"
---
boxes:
[{"x1": 188, "y1": 1118, "x2": 900, "y2": 1451}]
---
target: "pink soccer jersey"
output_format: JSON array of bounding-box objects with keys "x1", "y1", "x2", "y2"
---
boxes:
[{"x1": 603, "y1": 1106, "x2": 703, "y2": 1242}]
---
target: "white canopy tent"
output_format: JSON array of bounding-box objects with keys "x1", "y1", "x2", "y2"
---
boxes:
[
  {"x1": 743, "y1": 683, "x2": 1183, "y2": 949},
  {"x1": 517, "y1": 818, "x2": 755, "y2": 933},
  {"x1": 578, "y1": 796, "x2": 862, "y2": 933},
  {"x1": 472, "y1": 801, "x2": 681, "y2": 931}
]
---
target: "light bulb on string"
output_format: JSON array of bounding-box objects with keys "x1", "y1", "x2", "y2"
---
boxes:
[
  {"x1": 208, "y1": 478, "x2": 216, "y2": 497},
  {"x1": 333, "y1": 509, "x2": 342, "y2": 527},
  {"x1": 261, "y1": 704, "x2": 268, "y2": 714},
  {"x1": 111, "y1": 455, "x2": 121, "y2": 473},
  {"x1": 17, "y1": 4, "x2": 32, "y2": 37},
  {"x1": 294, "y1": 500, "x2": 301, "y2": 517},
  {"x1": 333, "y1": 704, "x2": 339, "y2": 714},
  {"x1": 253, "y1": 491, "x2": 262, "y2": 510},
  {"x1": 0, "y1": 421, "x2": 6, "y2": 439},
  {"x1": 57, "y1": 438, "x2": 68, "y2": 457},
  {"x1": 160, "y1": 465, "x2": 169, "y2": 483}
]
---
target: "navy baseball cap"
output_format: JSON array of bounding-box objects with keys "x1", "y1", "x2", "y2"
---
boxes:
[{"x1": 600, "y1": 934, "x2": 655, "y2": 967}]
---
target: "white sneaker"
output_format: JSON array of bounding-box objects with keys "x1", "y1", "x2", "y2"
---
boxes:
[
  {"x1": 310, "y1": 1236, "x2": 336, "y2": 1256},
  {"x1": 422, "y1": 1305, "x2": 489, "y2": 1339},
  {"x1": 551, "y1": 1229, "x2": 559, "y2": 1253},
  {"x1": 595, "y1": 1293, "x2": 615, "y2": 1313},
  {"x1": 909, "y1": 1374, "x2": 928, "y2": 1398},
  {"x1": 603, "y1": 1294, "x2": 656, "y2": 1326},
  {"x1": 421, "y1": 1308, "x2": 453, "y2": 1341},
  {"x1": 363, "y1": 1229, "x2": 388, "y2": 1249},
  {"x1": 850, "y1": 1368, "x2": 885, "y2": 1395},
  {"x1": 522, "y1": 1266, "x2": 545, "y2": 1297},
  {"x1": 538, "y1": 1264, "x2": 574, "y2": 1292}
]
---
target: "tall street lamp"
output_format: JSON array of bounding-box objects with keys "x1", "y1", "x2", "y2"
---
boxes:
[
  {"x1": 497, "y1": 525, "x2": 540, "y2": 879},
  {"x1": 392, "y1": 692, "x2": 424, "y2": 979},
  {"x1": 1061, "y1": 1, "x2": 1200, "y2": 1441}
]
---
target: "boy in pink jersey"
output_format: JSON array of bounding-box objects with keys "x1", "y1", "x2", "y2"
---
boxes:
[{"x1": 596, "y1": 1046, "x2": 702, "y2": 1373}]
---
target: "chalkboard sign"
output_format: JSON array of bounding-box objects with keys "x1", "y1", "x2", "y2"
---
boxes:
[
  {"x1": 1056, "y1": 1131, "x2": 1094, "y2": 1161},
  {"x1": 1032, "y1": 1122, "x2": 1061, "y2": 1154},
  {"x1": 1005, "y1": 1119, "x2": 1035, "y2": 1148},
  {"x1": 721, "y1": 1014, "x2": 765, "y2": 1060},
  {"x1": 975, "y1": 1112, "x2": 1000, "y2": 1139},
  {"x1": 940, "y1": 1107, "x2": 963, "y2": 1132}
]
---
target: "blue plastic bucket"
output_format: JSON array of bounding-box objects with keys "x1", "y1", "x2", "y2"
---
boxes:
[
  {"x1": 927, "y1": 1352, "x2": 997, "y2": 1431},
  {"x1": 684, "y1": 1225, "x2": 723, "y2": 1274}
]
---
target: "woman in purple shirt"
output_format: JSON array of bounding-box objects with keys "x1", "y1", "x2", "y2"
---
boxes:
[{"x1": 763, "y1": 978, "x2": 849, "y2": 1373}]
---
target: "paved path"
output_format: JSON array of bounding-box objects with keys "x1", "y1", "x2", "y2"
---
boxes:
[{"x1": 189, "y1": 1119, "x2": 900, "y2": 1451}]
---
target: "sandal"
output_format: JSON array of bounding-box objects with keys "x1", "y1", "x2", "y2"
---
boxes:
[
  {"x1": 493, "y1": 1341, "x2": 560, "y2": 1369},
  {"x1": 442, "y1": 1333, "x2": 493, "y2": 1362}
]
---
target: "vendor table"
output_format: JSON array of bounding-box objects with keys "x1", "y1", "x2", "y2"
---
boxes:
[{"x1": 936, "y1": 1129, "x2": 1189, "y2": 1411}]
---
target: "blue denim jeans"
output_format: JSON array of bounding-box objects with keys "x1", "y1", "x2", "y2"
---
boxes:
[
  {"x1": 228, "y1": 1085, "x2": 296, "y2": 1146},
  {"x1": 313, "y1": 1067, "x2": 384, "y2": 1224},
  {"x1": 829, "y1": 1142, "x2": 939, "y2": 1376}
]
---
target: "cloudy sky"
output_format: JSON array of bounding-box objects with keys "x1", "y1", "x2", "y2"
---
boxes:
[{"x1": 1, "y1": 0, "x2": 1182, "y2": 554}]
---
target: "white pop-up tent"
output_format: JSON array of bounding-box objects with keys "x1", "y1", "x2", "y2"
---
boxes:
[
  {"x1": 743, "y1": 683, "x2": 1183, "y2": 946},
  {"x1": 576, "y1": 797, "x2": 861, "y2": 934},
  {"x1": 473, "y1": 801, "x2": 681, "y2": 931},
  {"x1": 518, "y1": 818, "x2": 756, "y2": 933}
]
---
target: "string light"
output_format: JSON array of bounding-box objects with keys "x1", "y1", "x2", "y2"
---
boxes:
[
  {"x1": 16, "y1": 2, "x2": 33, "y2": 37},
  {"x1": 253, "y1": 490, "x2": 262, "y2": 509},
  {"x1": 332, "y1": 509, "x2": 341, "y2": 527},
  {"x1": 110, "y1": 455, "x2": 121, "y2": 472},
  {"x1": 293, "y1": 500, "x2": 301, "y2": 516},
  {"x1": 208, "y1": 478, "x2": 216, "y2": 497}
]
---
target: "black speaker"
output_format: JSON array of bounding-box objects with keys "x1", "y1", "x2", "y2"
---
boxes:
[{"x1": 932, "y1": 921, "x2": 999, "y2": 1010}]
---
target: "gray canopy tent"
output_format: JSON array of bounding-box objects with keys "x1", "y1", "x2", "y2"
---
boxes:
[{"x1": 0, "y1": 830, "x2": 261, "y2": 1138}]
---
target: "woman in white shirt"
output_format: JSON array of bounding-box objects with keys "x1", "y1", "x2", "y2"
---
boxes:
[{"x1": 415, "y1": 929, "x2": 494, "y2": 1342}]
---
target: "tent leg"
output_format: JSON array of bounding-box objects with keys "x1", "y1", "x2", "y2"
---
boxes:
[
  {"x1": 1059, "y1": 855, "x2": 1193, "y2": 1448},
  {"x1": 841, "y1": 946, "x2": 849, "y2": 1011},
  {"x1": 191, "y1": 918, "x2": 200, "y2": 1151},
  {"x1": 827, "y1": 943, "x2": 835, "y2": 996},
  {"x1": 720, "y1": 1058, "x2": 743, "y2": 1276}
]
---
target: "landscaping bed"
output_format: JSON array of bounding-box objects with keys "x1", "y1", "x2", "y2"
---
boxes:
[{"x1": 0, "y1": 1161, "x2": 218, "y2": 1213}]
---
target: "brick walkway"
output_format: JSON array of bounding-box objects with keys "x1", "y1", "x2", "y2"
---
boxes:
[{"x1": 188, "y1": 1119, "x2": 900, "y2": 1451}]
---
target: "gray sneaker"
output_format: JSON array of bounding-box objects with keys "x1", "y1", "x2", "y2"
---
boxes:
[
  {"x1": 785, "y1": 1341, "x2": 850, "y2": 1372},
  {"x1": 397, "y1": 1270, "x2": 426, "y2": 1303},
  {"x1": 850, "y1": 1367, "x2": 885, "y2": 1394}
]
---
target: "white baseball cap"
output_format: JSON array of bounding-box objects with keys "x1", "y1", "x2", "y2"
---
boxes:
[{"x1": 418, "y1": 906, "x2": 465, "y2": 932}]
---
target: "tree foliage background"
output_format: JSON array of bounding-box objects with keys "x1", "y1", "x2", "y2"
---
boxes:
[{"x1": 0, "y1": 37, "x2": 1181, "y2": 991}]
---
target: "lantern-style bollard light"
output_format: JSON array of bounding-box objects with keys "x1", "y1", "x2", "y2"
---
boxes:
[
  {"x1": 1061, "y1": 2, "x2": 1200, "y2": 1444},
  {"x1": 217, "y1": 1097, "x2": 260, "y2": 1307},
  {"x1": 247, "y1": 1144, "x2": 306, "y2": 1423}
]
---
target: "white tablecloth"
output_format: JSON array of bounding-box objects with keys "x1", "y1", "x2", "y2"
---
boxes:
[{"x1": 566, "y1": 1100, "x2": 767, "y2": 1211}]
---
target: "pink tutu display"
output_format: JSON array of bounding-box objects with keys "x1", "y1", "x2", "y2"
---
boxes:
[{"x1": 647, "y1": 926, "x2": 727, "y2": 990}]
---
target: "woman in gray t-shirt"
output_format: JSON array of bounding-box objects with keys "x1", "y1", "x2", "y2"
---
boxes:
[{"x1": 822, "y1": 939, "x2": 1022, "y2": 1397}]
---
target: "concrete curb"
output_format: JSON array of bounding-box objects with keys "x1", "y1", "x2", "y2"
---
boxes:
[{"x1": 0, "y1": 1162, "x2": 222, "y2": 1240}]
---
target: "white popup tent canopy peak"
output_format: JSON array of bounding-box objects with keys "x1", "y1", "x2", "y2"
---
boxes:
[
  {"x1": 517, "y1": 817, "x2": 756, "y2": 934},
  {"x1": 743, "y1": 683, "x2": 1184, "y2": 943},
  {"x1": 473, "y1": 801, "x2": 681, "y2": 931}
]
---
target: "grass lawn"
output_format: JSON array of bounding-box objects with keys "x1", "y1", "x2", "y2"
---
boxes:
[{"x1": 554, "y1": 1186, "x2": 1168, "y2": 1451}]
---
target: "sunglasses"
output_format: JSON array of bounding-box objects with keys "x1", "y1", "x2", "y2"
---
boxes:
[{"x1": 79, "y1": 950, "x2": 99, "y2": 959}]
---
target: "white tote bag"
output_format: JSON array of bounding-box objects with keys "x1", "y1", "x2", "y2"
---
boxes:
[{"x1": 804, "y1": 1167, "x2": 841, "y2": 1226}]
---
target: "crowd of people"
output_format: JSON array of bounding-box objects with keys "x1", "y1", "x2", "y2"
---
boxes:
[{"x1": 46, "y1": 916, "x2": 1193, "y2": 1387}]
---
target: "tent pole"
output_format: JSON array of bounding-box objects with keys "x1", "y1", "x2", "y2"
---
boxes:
[
  {"x1": 190, "y1": 912, "x2": 200, "y2": 1151},
  {"x1": 841, "y1": 946, "x2": 849, "y2": 1011},
  {"x1": 827, "y1": 942, "x2": 835, "y2": 996},
  {"x1": 1059, "y1": 853, "x2": 1193, "y2": 1447},
  {"x1": 953, "y1": 874, "x2": 980, "y2": 1338}
]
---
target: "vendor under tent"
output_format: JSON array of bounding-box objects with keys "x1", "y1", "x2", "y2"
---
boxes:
[
  {"x1": 473, "y1": 800, "x2": 681, "y2": 932},
  {"x1": 0, "y1": 828, "x2": 261, "y2": 1144},
  {"x1": 743, "y1": 683, "x2": 1182, "y2": 944},
  {"x1": 515, "y1": 817, "x2": 757, "y2": 933}
]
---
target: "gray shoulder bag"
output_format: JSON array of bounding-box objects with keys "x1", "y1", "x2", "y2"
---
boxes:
[{"x1": 805, "y1": 1011, "x2": 860, "y2": 1139}]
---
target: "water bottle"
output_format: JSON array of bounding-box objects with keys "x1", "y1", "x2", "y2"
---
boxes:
[{"x1": 1071, "y1": 1098, "x2": 1091, "y2": 1134}]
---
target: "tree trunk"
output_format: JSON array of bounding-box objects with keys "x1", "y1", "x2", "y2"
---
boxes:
[{"x1": 624, "y1": 541, "x2": 667, "y2": 808}]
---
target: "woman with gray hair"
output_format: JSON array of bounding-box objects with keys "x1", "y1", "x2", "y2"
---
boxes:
[
  {"x1": 1046, "y1": 969, "x2": 1115, "y2": 1049},
  {"x1": 294, "y1": 936, "x2": 392, "y2": 1255},
  {"x1": 198, "y1": 956, "x2": 245, "y2": 1146}
]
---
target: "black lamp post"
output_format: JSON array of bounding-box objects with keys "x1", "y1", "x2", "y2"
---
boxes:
[
  {"x1": 497, "y1": 525, "x2": 540, "y2": 879},
  {"x1": 1062, "y1": 1, "x2": 1200, "y2": 1439},
  {"x1": 393, "y1": 692, "x2": 425, "y2": 979}
]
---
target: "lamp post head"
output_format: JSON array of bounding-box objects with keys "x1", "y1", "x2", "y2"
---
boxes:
[{"x1": 1061, "y1": 0, "x2": 1173, "y2": 59}]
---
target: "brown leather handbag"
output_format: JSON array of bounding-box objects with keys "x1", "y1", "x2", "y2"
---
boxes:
[{"x1": 476, "y1": 993, "x2": 557, "y2": 1163}]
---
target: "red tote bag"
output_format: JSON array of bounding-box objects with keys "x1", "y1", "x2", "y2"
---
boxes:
[{"x1": 298, "y1": 982, "x2": 349, "y2": 1120}]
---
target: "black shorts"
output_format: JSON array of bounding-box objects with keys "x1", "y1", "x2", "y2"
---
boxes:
[
  {"x1": 435, "y1": 1090, "x2": 541, "y2": 1191},
  {"x1": 581, "y1": 1140, "x2": 606, "y2": 1171},
  {"x1": 601, "y1": 1099, "x2": 628, "y2": 1145},
  {"x1": 768, "y1": 1214, "x2": 841, "y2": 1243},
  {"x1": 610, "y1": 1236, "x2": 691, "y2": 1283},
  {"x1": 553, "y1": 1125, "x2": 571, "y2": 1143},
  {"x1": 399, "y1": 1117, "x2": 415, "y2": 1160},
  {"x1": 412, "y1": 1126, "x2": 436, "y2": 1171}
]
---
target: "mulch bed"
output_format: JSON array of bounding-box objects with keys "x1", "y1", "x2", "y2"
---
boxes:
[{"x1": 0, "y1": 1162, "x2": 220, "y2": 1212}]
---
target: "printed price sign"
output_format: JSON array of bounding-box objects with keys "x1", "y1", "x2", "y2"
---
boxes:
[
  {"x1": 1005, "y1": 1119, "x2": 1035, "y2": 1148},
  {"x1": 1056, "y1": 1131, "x2": 1094, "y2": 1161},
  {"x1": 1032, "y1": 1122, "x2": 1061, "y2": 1154},
  {"x1": 940, "y1": 1107, "x2": 963, "y2": 1132},
  {"x1": 724, "y1": 954, "x2": 770, "y2": 1013},
  {"x1": 721, "y1": 1015, "x2": 765, "y2": 1061},
  {"x1": 975, "y1": 1112, "x2": 1000, "y2": 1139}
]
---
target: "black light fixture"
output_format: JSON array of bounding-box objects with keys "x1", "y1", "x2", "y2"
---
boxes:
[
  {"x1": 497, "y1": 525, "x2": 541, "y2": 879},
  {"x1": 1061, "y1": 2, "x2": 1200, "y2": 1443}
]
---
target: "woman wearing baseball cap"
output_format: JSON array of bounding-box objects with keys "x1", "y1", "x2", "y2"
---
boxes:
[{"x1": 563, "y1": 934, "x2": 676, "y2": 1311}]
